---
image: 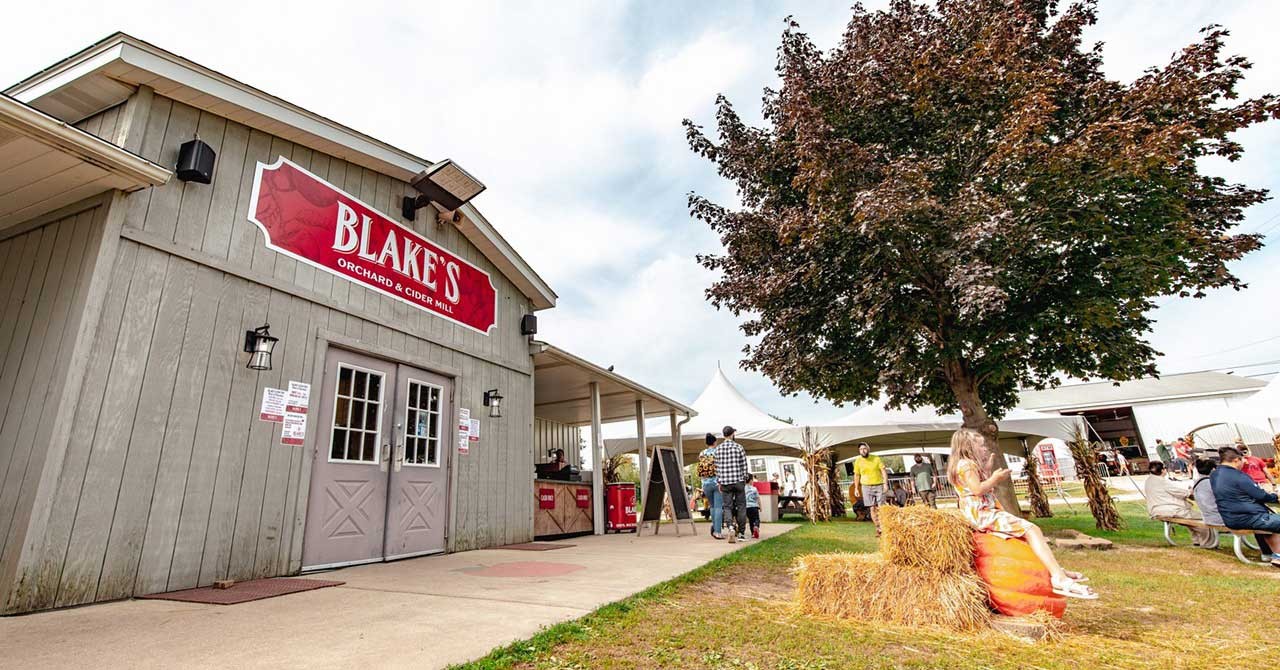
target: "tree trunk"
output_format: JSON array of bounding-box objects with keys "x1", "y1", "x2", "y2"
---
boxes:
[{"x1": 946, "y1": 360, "x2": 1023, "y2": 516}]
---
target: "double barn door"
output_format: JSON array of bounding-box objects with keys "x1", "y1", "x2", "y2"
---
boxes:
[{"x1": 302, "y1": 348, "x2": 453, "y2": 570}]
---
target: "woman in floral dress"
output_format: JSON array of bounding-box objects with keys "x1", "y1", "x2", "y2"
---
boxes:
[{"x1": 949, "y1": 428, "x2": 1097, "y2": 599}]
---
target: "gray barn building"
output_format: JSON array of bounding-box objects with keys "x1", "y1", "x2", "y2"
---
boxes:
[{"x1": 0, "y1": 34, "x2": 689, "y2": 614}]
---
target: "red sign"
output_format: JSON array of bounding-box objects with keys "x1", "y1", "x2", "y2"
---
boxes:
[
  {"x1": 248, "y1": 157, "x2": 497, "y2": 334},
  {"x1": 539, "y1": 488, "x2": 556, "y2": 510},
  {"x1": 575, "y1": 488, "x2": 591, "y2": 508}
]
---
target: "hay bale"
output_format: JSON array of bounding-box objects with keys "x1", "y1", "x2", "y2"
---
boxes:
[
  {"x1": 879, "y1": 504, "x2": 975, "y2": 574},
  {"x1": 794, "y1": 553, "x2": 990, "y2": 631}
]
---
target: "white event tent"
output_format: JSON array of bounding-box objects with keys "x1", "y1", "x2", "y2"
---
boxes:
[
  {"x1": 602, "y1": 367, "x2": 806, "y2": 463},
  {"x1": 603, "y1": 368, "x2": 1083, "y2": 467},
  {"x1": 813, "y1": 401, "x2": 1086, "y2": 463}
]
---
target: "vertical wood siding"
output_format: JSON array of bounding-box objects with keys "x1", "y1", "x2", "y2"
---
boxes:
[
  {"x1": 534, "y1": 418, "x2": 584, "y2": 468},
  {"x1": 10, "y1": 96, "x2": 538, "y2": 610},
  {"x1": 0, "y1": 205, "x2": 102, "y2": 604}
]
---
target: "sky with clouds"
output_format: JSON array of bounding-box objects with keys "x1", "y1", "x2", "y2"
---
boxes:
[{"x1": 5, "y1": 1, "x2": 1279, "y2": 427}]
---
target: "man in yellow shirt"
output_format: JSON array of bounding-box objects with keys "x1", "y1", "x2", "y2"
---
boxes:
[{"x1": 852, "y1": 443, "x2": 889, "y2": 536}]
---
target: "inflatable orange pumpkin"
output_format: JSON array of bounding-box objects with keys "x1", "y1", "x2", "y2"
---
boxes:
[{"x1": 972, "y1": 532, "x2": 1066, "y2": 618}]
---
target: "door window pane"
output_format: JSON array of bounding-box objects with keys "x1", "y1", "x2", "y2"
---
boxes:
[
  {"x1": 331, "y1": 428, "x2": 347, "y2": 460},
  {"x1": 330, "y1": 363, "x2": 383, "y2": 463},
  {"x1": 403, "y1": 381, "x2": 442, "y2": 467}
]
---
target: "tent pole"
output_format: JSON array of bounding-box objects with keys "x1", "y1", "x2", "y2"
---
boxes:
[
  {"x1": 590, "y1": 382, "x2": 604, "y2": 535},
  {"x1": 669, "y1": 410, "x2": 692, "y2": 535},
  {"x1": 635, "y1": 397, "x2": 648, "y2": 511}
]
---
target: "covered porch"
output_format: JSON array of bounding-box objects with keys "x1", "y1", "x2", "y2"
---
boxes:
[{"x1": 531, "y1": 342, "x2": 695, "y2": 535}]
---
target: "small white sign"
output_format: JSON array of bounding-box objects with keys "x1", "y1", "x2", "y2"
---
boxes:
[
  {"x1": 457, "y1": 407, "x2": 471, "y2": 454},
  {"x1": 282, "y1": 411, "x2": 307, "y2": 446},
  {"x1": 286, "y1": 381, "x2": 311, "y2": 414},
  {"x1": 260, "y1": 387, "x2": 287, "y2": 422},
  {"x1": 468, "y1": 418, "x2": 480, "y2": 443}
]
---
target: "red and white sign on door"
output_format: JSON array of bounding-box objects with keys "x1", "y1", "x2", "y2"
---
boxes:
[{"x1": 248, "y1": 157, "x2": 497, "y2": 334}]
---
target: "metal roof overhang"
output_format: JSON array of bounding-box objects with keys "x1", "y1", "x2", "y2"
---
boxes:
[
  {"x1": 533, "y1": 343, "x2": 695, "y2": 427},
  {"x1": 0, "y1": 94, "x2": 170, "y2": 231},
  {"x1": 5, "y1": 32, "x2": 556, "y2": 310}
]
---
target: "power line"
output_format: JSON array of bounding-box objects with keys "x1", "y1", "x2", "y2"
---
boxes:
[
  {"x1": 1191, "y1": 333, "x2": 1280, "y2": 358},
  {"x1": 1163, "y1": 358, "x2": 1280, "y2": 376}
]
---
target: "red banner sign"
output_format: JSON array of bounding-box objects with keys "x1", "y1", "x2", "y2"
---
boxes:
[
  {"x1": 539, "y1": 488, "x2": 556, "y2": 510},
  {"x1": 575, "y1": 488, "x2": 591, "y2": 508},
  {"x1": 248, "y1": 157, "x2": 497, "y2": 334}
]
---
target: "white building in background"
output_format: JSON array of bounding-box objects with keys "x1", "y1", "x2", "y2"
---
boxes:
[
  {"x1": 747, "y1": 455, "x2": 810, "y2": 495},
  {"x1": 1018, "y1": 371, "x2": 1277, "y2": 470}
]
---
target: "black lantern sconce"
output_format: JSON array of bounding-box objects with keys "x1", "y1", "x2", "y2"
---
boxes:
[
  {"x1": 243, "y1": 323, "x2": 279, "y2": 371},
  {"x1": 483, "y1": 388, "x2": 504, "y2": 418}
]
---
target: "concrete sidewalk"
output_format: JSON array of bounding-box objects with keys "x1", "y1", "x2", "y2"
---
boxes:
[{"x1": 0, "y1": 524, "x2": 796, "y2": 669}]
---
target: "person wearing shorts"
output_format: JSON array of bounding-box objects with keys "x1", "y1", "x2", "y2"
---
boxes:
[
  {"x1": 852, "y1": 443, "x2": 888, "y2": 536},
  {"x1": 909, "y1": 454, "x2": 937, "y2": 508}
]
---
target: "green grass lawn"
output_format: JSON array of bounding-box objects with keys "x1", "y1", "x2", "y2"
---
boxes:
[{"x1": 453, "y1": 502, "x2": 1277, "y2": 670}]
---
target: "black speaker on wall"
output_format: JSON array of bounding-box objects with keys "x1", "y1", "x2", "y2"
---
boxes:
[
  {"x1": 520, "y1": 314, "x2": 538, "y2": 336},
  {"x1": 176, "y1": 139, "x2": 216, "y2": 184}
]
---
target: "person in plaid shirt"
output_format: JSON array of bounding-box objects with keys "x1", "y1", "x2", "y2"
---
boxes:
[{"x1": 714, "y1": 426, "x2": 749, "y2": 541}]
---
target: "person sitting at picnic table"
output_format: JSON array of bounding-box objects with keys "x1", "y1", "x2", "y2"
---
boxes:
[
  {"x1": 1144, "y1": 461, "x2": 1215, "y2": 547},
  {"x1": 948, "y1": 427, "x2": 1097, "y2": 599},
  {"x1": 1238, "y1": 442, "x2": 1277, "y2": 493},
  {"x1": 1211, "y1": 446, "x2": 1280, "y2": 567},
  {"x1": 1192, "y1": 458, "x2": 1224, "y2": 528}
]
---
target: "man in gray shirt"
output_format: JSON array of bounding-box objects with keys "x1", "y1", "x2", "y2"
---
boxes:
[{"x1": 909, "y1": 454, "x2": 936, "y2": 508}]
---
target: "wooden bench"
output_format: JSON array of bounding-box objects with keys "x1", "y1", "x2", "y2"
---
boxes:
[{"x1": 1155, "y1": 516, "x2": 1274, "y2": 565}]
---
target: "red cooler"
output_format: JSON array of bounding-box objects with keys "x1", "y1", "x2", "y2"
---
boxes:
[{"x1": 606, "y1": 482, "x2": 637, "y2": 532}]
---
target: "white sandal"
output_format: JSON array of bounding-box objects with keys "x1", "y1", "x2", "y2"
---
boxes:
[{"x1": 1052, "y1": 576, "x2": 1098, "y2": 600}]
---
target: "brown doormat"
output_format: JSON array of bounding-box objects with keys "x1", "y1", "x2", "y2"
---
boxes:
[
  {"x1": 499, "y1": 542, "x2": 575, "y2": 551},
  {"x1": 138, "y1": 578, "x2": 344, "y2": 605}
]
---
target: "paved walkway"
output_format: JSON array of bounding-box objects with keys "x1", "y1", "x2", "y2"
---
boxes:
[{"x1": 0, "y1": 524, "x2": 796, "y2": 669}]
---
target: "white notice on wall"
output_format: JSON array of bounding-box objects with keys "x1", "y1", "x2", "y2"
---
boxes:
[
  {"x1": 260, "y1": 387, "x2": 287, "y2": 422},
  {"x1": 282, "y1": 411, "x2": 307, "y2": 446},
  {"x1": 468, "y1": 418, "x2": 480, "y2": 443},
  {"x1": 286, "y1": 381, "x2": 311, "y2": 414},
  {"x1": 457, "y1": 408, "x2": 471, "y2": 454}
]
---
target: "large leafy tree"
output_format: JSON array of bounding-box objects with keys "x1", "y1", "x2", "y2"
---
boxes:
[{"x1": 686, "y1": 0, "x2": 1273, "y2": 512}]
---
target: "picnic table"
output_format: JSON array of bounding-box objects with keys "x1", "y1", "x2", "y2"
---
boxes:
[
  {"x1": 1155, "y1": 515, "x2": 1273, "y2": 565},
  {"x1": 778, "y1": 495, "x2": 805, "y2": 518}
]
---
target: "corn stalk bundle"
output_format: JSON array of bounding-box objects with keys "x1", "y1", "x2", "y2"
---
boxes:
[
  {"x1": 801, "y1": 441, "x2": 832, "y2": 522},
  {"x1": 826, "y1": 450, "x2": 846, "y2": 518},
  {"x1": 601, "y1": 453, "x2": 628, "y2": 484},
  {"x1": 1024, "y1": 449, "x2": 1053, "y2": 519},
  {"x1": 1068, "y1": 427, "x2": 1122, "y2": 531},
  {"x1": 793, "y1": 553, "x2": 989, "y2": 631},
  {"x1": 878, "y1": 504, "x2": 975, "y2": 574}
]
